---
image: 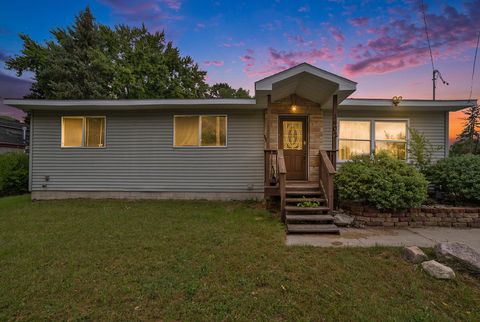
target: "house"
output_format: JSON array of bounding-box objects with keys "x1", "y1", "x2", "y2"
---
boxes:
[
  {"x1": 4, "y1": 63, "x2": 475, "y2": 233},
  {"x1": 0, "y1": 116, "x2": 28, "y2": 154}
]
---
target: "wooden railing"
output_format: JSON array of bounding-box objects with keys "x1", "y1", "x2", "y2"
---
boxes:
[
  {"x1": 326, "y1": 150, "x2": 336, "y2": 168},
  {"x1": 277, "y1": 149, "x2": 287, "y2": 222},
  {"x1": 264, "y1": 149, "x2": 278, "y2": 186},
  {"x1": 319, "y1": 150, "x2": 336, "y2": 214}
]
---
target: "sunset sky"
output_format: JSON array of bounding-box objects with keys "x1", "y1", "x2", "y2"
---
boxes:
[{"x1": 0, "y1": 0, "x2": 478, "y2": 143}]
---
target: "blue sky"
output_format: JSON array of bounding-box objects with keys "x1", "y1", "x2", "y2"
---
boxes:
[{"x1": 0, "y1": 0, "x2": 479, "y2": 137}]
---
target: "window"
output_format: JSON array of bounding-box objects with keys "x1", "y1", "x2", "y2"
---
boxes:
[
  {"x1": 339, "y1": 120, "x2": 371, "y2": 161},
  {"x1": 338, "y1": 119, "x2": 408, "y2": 161},
  {"x1": 174, "y1": 115, "x2": 227, "y2": 147},
  {"x1": 61, "y1": 116, "x2": 105, "y2": 148},
  {"x1": 374, "y1": 121, "x2": 407, "y2": 160}
]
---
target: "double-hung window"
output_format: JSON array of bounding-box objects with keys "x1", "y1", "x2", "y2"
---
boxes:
[
  {"x1": 174, "y1": 115, "x2": 227, "y2": 147},
  {"x1": 338, "y1": 119, "x2": 407, "y2": 161},
  {"x1": 61, "y1": 116, "x2": 106, "y2": 148}
]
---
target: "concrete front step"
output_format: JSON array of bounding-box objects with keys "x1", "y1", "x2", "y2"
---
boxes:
[
  {"x1": 287, "y1": 224, "x2": 340, "y2": 234},
  {"x1": 285, "y1": 205, "x2": 330, "y2": 212},
  {"x1": 286, "y1": 214, "x2": 334, "y2": 223}
]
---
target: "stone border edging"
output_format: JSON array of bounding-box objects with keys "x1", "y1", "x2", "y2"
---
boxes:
[{"x1": 342, "y1": 204, "x2": 480, "y2": 228}]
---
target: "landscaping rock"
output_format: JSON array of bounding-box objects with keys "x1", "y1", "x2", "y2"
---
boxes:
[
  {"x1": 421, "y1": 260, "x2": 455, "y2": 279},
  {"x1": 334, "y1": 212, "x2": 354, "y2": 227},
  {"x1": 404, "y1": 246, "x2": 428, "y2": 264},
  {"x1": 434, "y1": 242, "x2": 480, "y2": 274}
]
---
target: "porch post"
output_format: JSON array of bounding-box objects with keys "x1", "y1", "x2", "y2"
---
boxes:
[
  {"x1": 266, "y1": 94, "x2": 272, "y2": 150},
  {"x1": 331, "y1": 94, "x2": 338, "y2": 167}
]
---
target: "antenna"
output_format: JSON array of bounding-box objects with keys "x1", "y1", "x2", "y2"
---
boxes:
[
  {"x1": 421, "y1": 0, "x2": 449, "y2": 100},
  {"x1": 432, "y1": 69, "x2": 449, "y2": 100}
]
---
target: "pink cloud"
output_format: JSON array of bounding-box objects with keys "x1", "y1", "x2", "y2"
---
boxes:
[
  {"x1": 240, "y1": 49, "x2": 256, "y2": 74},
  {"x1": 329, "y1": 26, "x2": 344, "y2": 42},
  {"x1": 344, "y1": 1, "x2": 480, "y2": 76},
  {"x1": 240, "y1": 47, "x2": 335, "y2": 77},
  {"x1": 203, "y1": 60, "x2": 224, "y2": 67}
]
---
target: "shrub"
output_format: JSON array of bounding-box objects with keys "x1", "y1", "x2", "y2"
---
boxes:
[
  {"x1": 427, "y1": 154, "x2": 480, "y2": 204},
  {"x1": 0, "y1": 152, "x2": 29, "y2": 196},
  {"x1": 408, "y1": 128, "x2": 441, "y2": 173},
  {"x1": 335, "y1": 152, "x2": 428, "y2": 210}
]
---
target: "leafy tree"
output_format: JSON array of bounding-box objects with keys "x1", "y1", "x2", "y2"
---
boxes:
[
  {"x1": 208, "y1": 83, "x2": 251, "y2": 99},
  {"x1": 6, "y1": 7, "x2": 210, "y2": 99},
  {"x1": 451, "y1": 104, "x2": 480, "y2": 155}
]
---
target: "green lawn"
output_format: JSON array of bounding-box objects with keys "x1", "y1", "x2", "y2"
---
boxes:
[{"x1": 0, "y1": 195, "x2": 479, "y2": 321}]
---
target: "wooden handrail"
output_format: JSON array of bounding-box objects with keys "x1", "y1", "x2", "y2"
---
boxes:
[
  {"x1": 264, "y1": 149, "x2": 278, "y2": 185},
  {"x1": 277, "y1": 149, "x2": 287, "y2": 222},
  {"x1": 319, "y1": 150, "x2": 336, "y2": 214},
  {"x1": 277, "y1": 149, "x2": 286, "y2": 174}
]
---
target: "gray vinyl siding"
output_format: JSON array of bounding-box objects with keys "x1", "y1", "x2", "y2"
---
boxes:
[
  {"x1": 31, "y1": 109, "x2": 264, "y2": 193},
  {"x1": 322, "y1": 110, "x2": 448, "y2": 163}
]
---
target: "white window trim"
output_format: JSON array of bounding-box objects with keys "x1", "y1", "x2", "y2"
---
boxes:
[
  {"x1": 61, "y1": 116, "x2": 107, "y2": 149},
  {"x1": 173, "y1": 114, "x2": 228, "y2": 148},
  {"x1": 337, "y1": 118, "x2": 410, "y2": 162}
]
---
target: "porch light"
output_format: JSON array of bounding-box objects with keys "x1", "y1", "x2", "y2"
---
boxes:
[
  {"x1": 291, "y1": 105, "x2": 297, "y2": 112},
  {"x1": 392, "y1": 96, "x2": 403, "y2": 106}
]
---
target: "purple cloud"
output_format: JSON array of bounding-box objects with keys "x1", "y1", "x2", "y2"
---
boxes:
[
  {"x1": 98, "y1": 0, "x2": 183, "y2": 30},
  {"x1": 329, "y1": 26, "x2": 344, "y2": 42},
  {"x1": 298, "y1": 5, "x2": 310, "y2": 13},
  {"x1": 349, "y1": 17, "x2": 369, "y2": 27},
  {"x1": 344, "y1": 1, "x2": 480, "y2": 76},
  {"x1": 221, "y1": 41, "x2": 244, "y2": 47},
  {"x1": 203, "y1": 60, "x2": 224, "y2": 67},
  {"x1": 240, "y1": 49, "x2": 256, "y2": 74},
  {"x1": 240, "y1": 47, "x2": 335, "y2": 77},
  {"x1": 0, "y1": 50, "x2": 10, "y2": 62}
]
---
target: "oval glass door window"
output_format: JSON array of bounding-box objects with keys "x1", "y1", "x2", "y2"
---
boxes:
[{"x1": 283, "y1": 121, "x2": 303, "y2": 150}]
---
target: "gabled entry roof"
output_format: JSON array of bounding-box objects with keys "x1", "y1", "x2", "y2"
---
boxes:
[{"x1": 255, "y1": 63, "x2": 357, "y2": 106}]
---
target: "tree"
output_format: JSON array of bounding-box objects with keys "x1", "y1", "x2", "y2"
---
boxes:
[
  {"x1": 208, "y1": 83, "x2": 251, "y2": 99},
  {"x1": 6, "y1": 7, "x2": 210, "y2": 99},
  {"x1": 451, "y1": 104, "x2": 480, "y2": 155}
]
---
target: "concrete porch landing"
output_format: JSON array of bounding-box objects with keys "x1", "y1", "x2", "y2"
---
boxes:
[{"x1": 286, "y1": 227, "x2": 480, "y2": 251}]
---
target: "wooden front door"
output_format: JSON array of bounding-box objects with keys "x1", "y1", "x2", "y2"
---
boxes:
[{"x1": 279, "y1": 116, "x2": 307, "y2": 180}]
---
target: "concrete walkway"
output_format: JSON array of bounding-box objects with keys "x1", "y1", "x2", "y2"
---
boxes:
[{"x1": 286, "y1": 227, "x2": 480, "y2": 251}]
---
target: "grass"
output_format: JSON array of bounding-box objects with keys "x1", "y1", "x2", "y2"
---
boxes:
[{"x1": 0, "y1": 195, "x2": 479, "y2": 321}]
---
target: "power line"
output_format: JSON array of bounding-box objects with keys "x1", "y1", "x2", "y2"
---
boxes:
[
  {"x1": 421, "y1": 0, "x2": 435, "y2": 71},
  {"x1": 468, "y1": 31, "x2": 480, "y2": 102}
]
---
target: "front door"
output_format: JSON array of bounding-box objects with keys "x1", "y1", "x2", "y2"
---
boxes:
[{"x1": 279, "y1": 116, "x2": 307, "y2": 180}]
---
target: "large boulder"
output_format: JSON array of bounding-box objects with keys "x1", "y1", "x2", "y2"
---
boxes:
[
  {"x1": 434, "y1": 242, "x2": 480, "y2": 274},
  {"x1": 404, "y1": 246, "x2": 428, "y2": 264},
  {"x1": 334, "y1": 211, "x2": 354, "y2": 227},
  {"x1": 421, "y1": 260, "x2": 455, "y2": 280}
]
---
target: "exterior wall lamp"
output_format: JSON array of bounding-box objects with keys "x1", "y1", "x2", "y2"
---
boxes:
[{"x1": 392, "y1": 96, "x2": 403, "y2": 106}]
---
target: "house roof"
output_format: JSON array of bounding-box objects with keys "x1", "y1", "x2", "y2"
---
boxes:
[
  {"x1": 339, "y1": 98, "x2": 477, "y2": 112},
  {"x1": 255, "y1": 63, "x2": 357, "y2": 106},
  {"x1": 3, "y1": 98, "x2": 260, "y2": 111}
]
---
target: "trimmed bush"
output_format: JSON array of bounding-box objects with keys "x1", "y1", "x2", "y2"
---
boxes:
[
  {"x1": 335, "y1": 153, "x2": 428, "y2": 210},
  {"x1": 427, "y1": 154, "x2": 480, "y2": 204},
  {"x1": 0, "y1": 152, "x2": 29, "y2": 196}
]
